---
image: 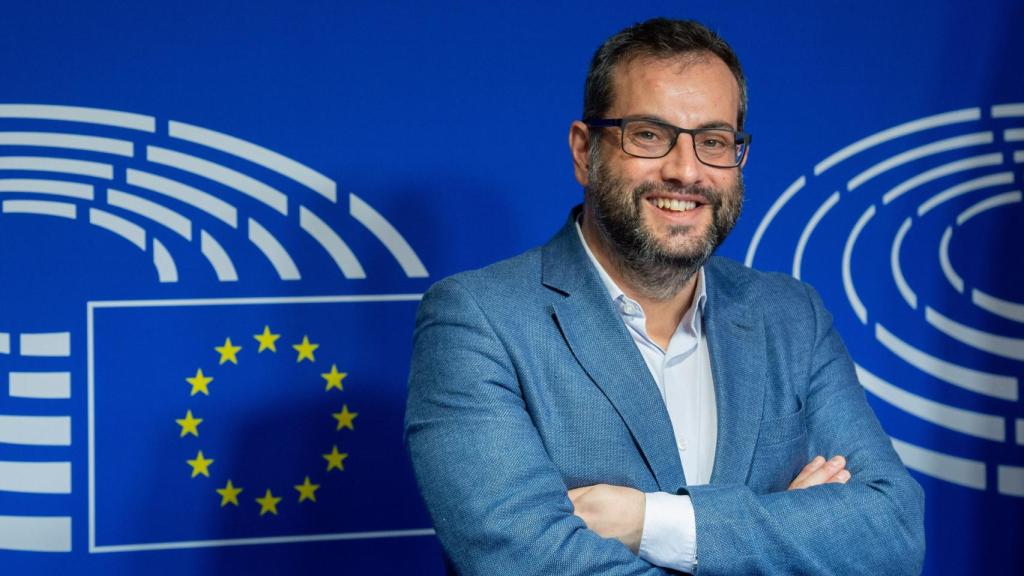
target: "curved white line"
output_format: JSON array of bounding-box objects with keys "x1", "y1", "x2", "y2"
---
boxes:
[
  {"x1": 957, "y1": 191, "x2": 1022, "y2": 225},
  {"x1": 939, "y1": 226, "x2": 963, "y2": 293},
  {"x1": 890, "y1": 438, "x2": 986, "y2": 490},
  {"x1": 0, "y1": 516, "x2": 71, "y2": 552},
  {"x1": 2, "y1": 199, "x2": 76, "y2": 219},
  {"x1": 842, "y1": 204, "x2": 875, "y2": 324},
  {"x1": 1015, "y1": 151, "x2": 1024, "y2": 163},
  {"x1": 20, "y1": 332, "x2": 70, "y2": 356},
  {"x1": 0, "y1": 461, "x2": 70, "y2": 494},
  {"x1": 350, "y1": 193, "x2": 428, "y2": 278},
  {"x1": 152, "y1": 238, "x2": 178, "y2": 284},
  {"x1": 126, "y1": 169, "x2": 237, "y2": 229},
  {"x1": 882, "y1": 153, "x2": 1003, "y2": 205},
  {"x1": 792, "y1": 191, "x2": 840, "y2": 280},
  {"x1": 917, "y1": 172, "x2": 1015, "y2": 216},
  {"x1": 891, "y1": 217, "x2": 917, "y2": 309},
  {"x1": 107, "y1": 188, "x2": 192, "y2": 240},
  {"x1": 247, "y1": 218, "x2": 300, "y2": 280},
  {"x1": 745, "y1": 175, "x2": 805, "y2": 267},
  {"x1": 993, "y1": 103, "x2": 1024, "y2": 118},
  {"x1": 925, "y1": 306, "x2": 1024, "y2": 361},
  {"x1": 9, "y1": 372, "x2": 71, "y2": 399},
  {"x1": 0, "y1": 132, "x2": 132, "y2": 156},
  {"x1": 875, "y1": 323, "x2": 1017, "y2": 401},
  {"x1": 0, "y1": 415, "x2": 71, "y2": 446},
  {"x1": 814, "y1": 108, "x2": 980, "y2": 176},
  {"x1": 89, "y1": 208, "x2": 145, "y2": 251},
  {"x1": 147, "y1": 146, "x2": 287, "y2": 215},
  {"x1": 1005, "y1": 128, "x2": 1024, "y2": 142},
  {"x1": 200, "y1": 230, "x2": 238, "y2": 282},
  {"x1": 0, "y1": 178, "x2": 93, "y2": 200},
  {"x1": 1018, "y1": 419, "x2": 1024, "y2": 445},
  {"x1": 855, "y1": 364, "x2": 1004, "y2": 442},
  {"x1": 847, "y1": 132, "x2": 993, "y2": 192},
  {"x1": 168, "y1": 120, "x2": 336, "y2": 202},
  {"x1": 0, "y1": 104, "x2": 154, "y2": 131},
  {"x1": 299, "y1": 206, "x2": 366, "y2": 279},
  {"x1": 999, "y1": 466, "x2": 1024, "y2": 497},
  {"x1": 0, "y1": 156, "x2": 113, "y2": 179},
  {"x1": 0, "y1": 333, "x2": 8, "y2": 354},
  {"x1": 973, "y1": 289, "x2": 1024, "y2": 324}
]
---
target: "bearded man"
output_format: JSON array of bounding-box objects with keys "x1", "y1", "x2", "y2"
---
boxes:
[{"x1": 406, "y1": 17, "x2": 924, "y2": 576}]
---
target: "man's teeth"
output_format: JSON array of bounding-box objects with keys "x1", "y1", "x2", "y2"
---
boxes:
[{"x1": 651, "y1": 198, "x2": 698, "y2": 212}]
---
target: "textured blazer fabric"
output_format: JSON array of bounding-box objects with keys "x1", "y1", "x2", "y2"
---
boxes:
[{"x1": 405, "y1": 210, "x2": 925, "y2": 575}]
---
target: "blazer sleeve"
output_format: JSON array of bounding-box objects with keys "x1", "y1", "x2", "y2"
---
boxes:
[
  {"x1": 683, "y1": 283, "x2": 926, "y2": 575},
  {"x1": 405, "y1": 277, "x2": 670, "y2": 576}
]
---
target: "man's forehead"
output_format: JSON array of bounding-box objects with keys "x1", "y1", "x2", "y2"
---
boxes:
[{"x1": 606, "y1": 53, "x2": 740, "y2": 119}]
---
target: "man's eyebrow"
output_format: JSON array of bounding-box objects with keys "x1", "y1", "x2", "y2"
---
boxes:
[
  {"x1": 695, "y1": 120, "x2": 737, "y2": 131},
  {"x1": 623, "y1": 115, "x2": 737, "y2": 131}
]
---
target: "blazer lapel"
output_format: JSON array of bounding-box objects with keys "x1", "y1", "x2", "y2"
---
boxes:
[
  {"x1": 704, "y1": 258, "x2": 766, "y2": 486},
  {"x1": 541, "y1": 215, "x2": 686, "y2": 492}
]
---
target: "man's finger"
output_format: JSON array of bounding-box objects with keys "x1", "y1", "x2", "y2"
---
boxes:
[
  {"x1": 828, "y1": 469, "x2": 852, "y2": 484},
  {"x1": 789, "y1": 455, "x2": 847, "y2": 490},
  {"x1": 789, "y1": 455, "x2": 826, "y2": 488}
]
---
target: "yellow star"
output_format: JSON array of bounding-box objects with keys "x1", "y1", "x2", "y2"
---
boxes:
[
  {"x1": 292, "y1": 335, "x2": 319, "y2": 363},
  {"x1": 323, "y1": 445, "x2": 348, "y2": 472},
  {"x1": 332, "y1": 405, "x2": 358, "y2": 431},
  {"x1": 294, "y1": 476, "x2": 321, "y2": 503},
  {"x1": 186, "y1": 368, "x2": 213, "y2": 396},
  {"x1": 175, "y1": 409, "x2": 203, "y2": 438},
  {"x1": 256, "y1": 489, "x2": 282, "y2": 516},
  {"x1": 216, "y1": 479, "x2": 243, "y2": 507},
  {"x1": 215, "y1": 337, "x2": 242, "y2": 365},
  {"x1": 253, "y1": 325, "x2": 280, "y2": 353},
  {"x1": 321, "y1": 364, "x2": 347, "y2": 391},
  {"x1": 187, "y1": 450, "x2": 214, "y2": 478}
]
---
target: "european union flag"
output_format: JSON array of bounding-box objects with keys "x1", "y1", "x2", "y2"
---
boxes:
[{"x1": 88, "y1": 295, "x2": 431, "y2": 552}]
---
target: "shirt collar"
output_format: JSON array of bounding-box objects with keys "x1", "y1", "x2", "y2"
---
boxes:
[{"x1": 574, "y1": 217, "x2": 706, "y2": 335}]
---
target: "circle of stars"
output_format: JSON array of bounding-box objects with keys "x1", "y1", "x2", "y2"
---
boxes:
[{"x1": 176, "y1": 325, "x2": 357, "y2": 517}]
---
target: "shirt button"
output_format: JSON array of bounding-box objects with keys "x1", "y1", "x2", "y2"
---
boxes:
[{"x1": 623, "y1": 302, "x2": 640, "y2": 315}]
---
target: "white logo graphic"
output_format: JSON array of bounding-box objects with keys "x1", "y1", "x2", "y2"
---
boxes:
[
  {"x1": 746, "y1": 104, "x2": 1024, "y2": 497},
  {"x1": 0, "y1": 104, "x2": 429, "y2": 553}
]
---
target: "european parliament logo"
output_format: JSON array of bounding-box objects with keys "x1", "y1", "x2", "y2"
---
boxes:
[
  {"x1": 0, "y1": 104, "x2": 433, "y2": 558},
  {"x1": 746, "y1": 104, "x2": 1024, "y2": 498}
]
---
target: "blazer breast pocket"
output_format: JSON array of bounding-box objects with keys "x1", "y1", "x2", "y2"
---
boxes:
[
  {"x1": 748, "y1": 404, "x2": 808, "y2": 492},
  {"x1": 756, "y1": 403, "x2": 807, "y2": 448}
]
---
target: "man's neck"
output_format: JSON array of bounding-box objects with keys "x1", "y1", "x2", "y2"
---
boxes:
[{"x1": 580, "y1": 210, "x2": 697, "y2": 349}]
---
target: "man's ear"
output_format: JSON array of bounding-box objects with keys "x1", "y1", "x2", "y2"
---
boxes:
[{"x1": 569, "y1": 121, "x2": 592, "y2": 186}]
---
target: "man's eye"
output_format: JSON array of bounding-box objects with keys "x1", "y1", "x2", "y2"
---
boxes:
[
  {"x1": 630, "y1": 128, "x2": 664, "y2": 142},
  {"x1": 698, "y1": 134, "x2": 731, "y2": 149}
]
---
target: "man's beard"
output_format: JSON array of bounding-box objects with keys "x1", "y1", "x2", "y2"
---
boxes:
[{"x1": 585, "y1": 156, "x2": 743, "y2": 301}]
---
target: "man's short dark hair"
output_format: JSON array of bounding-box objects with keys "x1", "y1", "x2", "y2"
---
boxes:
[{"x1": 583, "y1": 18, "x2": 747, "y2": 130}]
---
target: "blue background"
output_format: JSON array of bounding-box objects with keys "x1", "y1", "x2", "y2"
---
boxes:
[{"x1": 0, "y1": 1, "x2": 1021, "y2": 573}]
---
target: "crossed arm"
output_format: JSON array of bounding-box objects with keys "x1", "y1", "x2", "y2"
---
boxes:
[{"x1": 569, "y1": 454, "x2": 853, "y2": 554}]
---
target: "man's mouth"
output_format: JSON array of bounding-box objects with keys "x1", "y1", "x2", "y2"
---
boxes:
[{"x1": 648, "y1": 197, "x2": 701, "y2": 212}]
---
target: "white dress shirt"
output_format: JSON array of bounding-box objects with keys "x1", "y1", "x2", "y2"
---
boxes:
[{"x1": 576, "y1": 222, "x2": 716, "y2": 573}]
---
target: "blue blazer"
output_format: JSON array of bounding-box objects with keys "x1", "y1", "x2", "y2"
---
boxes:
[{"x1": 406, "y1": 212, "x2": 924, "y2": 575}]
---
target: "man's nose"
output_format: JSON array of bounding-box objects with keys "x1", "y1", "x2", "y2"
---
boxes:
[{"x1": 658, "y1": 135, "x2": 703, "y2": 186}]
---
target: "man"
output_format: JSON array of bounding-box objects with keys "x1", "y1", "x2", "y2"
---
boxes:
[{"x1": 406, "y1": 18, "x2": 924, "y2": 575}]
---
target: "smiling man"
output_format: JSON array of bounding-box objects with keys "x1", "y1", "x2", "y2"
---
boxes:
[{"x1": 406, "y1": 18, "x2": 924, "y2": 575}]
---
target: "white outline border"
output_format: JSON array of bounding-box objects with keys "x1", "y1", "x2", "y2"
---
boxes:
[{"x1": 87, "y1": 293, "x2": 432, "y2": 554}]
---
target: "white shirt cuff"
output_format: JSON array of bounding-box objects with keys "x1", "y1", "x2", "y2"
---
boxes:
[{"x1": 639, "y1": 491, "x2": 697, "y2": 573}]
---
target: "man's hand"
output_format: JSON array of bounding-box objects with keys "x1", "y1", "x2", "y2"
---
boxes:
[
  {"x1": 568, "y1": 484, "x2": 645, "y2": 553},
  {"x1": 788, "y1": 455, "x2": 851, "y2": 490}
]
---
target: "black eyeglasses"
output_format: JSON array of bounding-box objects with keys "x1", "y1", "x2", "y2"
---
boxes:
[{"x1": 585, "y1": 117, "x2": 751, "y2": 168}]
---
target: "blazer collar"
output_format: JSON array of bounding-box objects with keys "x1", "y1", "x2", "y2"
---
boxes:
[
  {"x1": 703, "y1": 258, "x2": 766, "y2": 486},
  {"x1": 541, "y1": 209, "x2": 687, "y2": 491},
  {"x1": 541, "y1": 208, "x2": 767, "y2": 489}
]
